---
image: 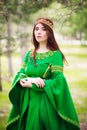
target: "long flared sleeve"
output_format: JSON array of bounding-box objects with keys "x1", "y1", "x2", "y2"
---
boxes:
[
  {"x1": 7, "y1": 50, "x2": 80, "y2": 130},
  {"x1": 11, "y1": 51, "x2": 30, "y2": 88},
  {"x1": 43, "y1": 51, "x2": 80, "y2": 130},
  {"x1": 6, "y1": 51, "x2": 31, "y2": 130},
  {"x1": 8, "y1": 51, "x2": 31, "y2": 105},
  {"x1": 28, "y1": 51, "x2": 80, "y2": 129}
]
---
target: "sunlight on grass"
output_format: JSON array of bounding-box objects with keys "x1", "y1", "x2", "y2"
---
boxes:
[
  {"x1": 0, "y1": 82, "x2": 11, "y2": 130},
  {"x1": 63, "y1": 45, "x2": 87, "y2": 123}
]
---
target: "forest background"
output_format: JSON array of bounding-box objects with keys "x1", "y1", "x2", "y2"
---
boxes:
[{"x1": 0, "y1": 0, "x2": 87, "y2": 130}]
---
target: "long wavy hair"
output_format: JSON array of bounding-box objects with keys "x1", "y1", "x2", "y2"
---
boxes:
[{"x1": 32, "y1": 18, "x2": 66, "y2": 64}]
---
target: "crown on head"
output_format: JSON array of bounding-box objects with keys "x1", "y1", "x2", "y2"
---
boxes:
[{"x1": 35, "y1": 18, "x2": 54, "y2": 30}]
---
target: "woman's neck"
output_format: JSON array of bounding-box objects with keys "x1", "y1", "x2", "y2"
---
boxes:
[{"x1": 36, "y1": 42, "x2": 49, "y2": 53}]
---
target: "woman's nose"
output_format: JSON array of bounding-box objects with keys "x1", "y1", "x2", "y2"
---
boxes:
[{"x1": 37, "y1": 29, "x2": 42, "y2": 33}]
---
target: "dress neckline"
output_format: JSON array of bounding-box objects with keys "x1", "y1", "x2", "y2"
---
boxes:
[
  {"x1": 36, "y1": 50, "x2": 56, "y2": 59},
  {"x1": 30, "y1": 49, "x2": 57, "y2": 59}
]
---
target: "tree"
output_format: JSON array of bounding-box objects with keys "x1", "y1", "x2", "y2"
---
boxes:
[
  {"x1": 6, "y1": 14, "x2": 13, "y2": 76},
  {"x1": 0, "y1": 0, "x2": 86, "y2": 92},
  {"x1": 0, "y1": 36, "x2": 2, "y2": 91},
  {"x1": 69, "y1": 0, "x2": 87, "y2": 40},
  {"x1": 0, "y1": 0, "x2": 55, "y2": 91},
  {"x1": 56, "y1": 0, "x2": 87, "y2": 41}
]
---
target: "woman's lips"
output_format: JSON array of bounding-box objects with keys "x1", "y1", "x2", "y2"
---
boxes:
[{"x1": 36, "y1": 36, "x2": 42, "y2": 38}]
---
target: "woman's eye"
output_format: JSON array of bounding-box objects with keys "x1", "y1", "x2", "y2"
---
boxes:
[
  {"x1": 35, "y1": 27, "x2": 46, "y2": 31},
  {"x1": 42, "y1": 27, "x2": 46, "y2": 31},
  {"x1": 35, "y1": 27, "x2": 39, "y2": 31}
]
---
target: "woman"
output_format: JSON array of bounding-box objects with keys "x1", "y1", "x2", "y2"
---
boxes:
[{"x1": 6, "y1": 18, "x2": 80, "y2": 130}]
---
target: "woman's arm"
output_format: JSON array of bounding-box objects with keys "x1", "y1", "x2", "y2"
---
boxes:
[{"x1": 21, "y1": 51, "x2": 63, "y2": 91}]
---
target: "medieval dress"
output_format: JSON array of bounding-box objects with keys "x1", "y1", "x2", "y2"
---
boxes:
[{"x1": 6, "y1": 50, "x2": 80, "y2": 130}]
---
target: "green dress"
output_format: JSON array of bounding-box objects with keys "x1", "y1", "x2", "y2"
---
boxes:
[{"x1": 6, "y1": 50, "x2": 80, "y2": 130}]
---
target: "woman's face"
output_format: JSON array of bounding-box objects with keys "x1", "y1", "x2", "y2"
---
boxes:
[{"x1": 34, "y1": 23, "x2": 48, "y2": 44}]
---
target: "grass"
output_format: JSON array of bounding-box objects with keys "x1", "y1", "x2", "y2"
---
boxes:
[
  {"x1": 63, "y1": 45, "x2": 87, "y2": 123},
  {"x1": 0, "y1": 82, "x2": 11, "y2": 130},
  {"x1": 0, "y1": 44, "x2": 87, "y2": 129}
]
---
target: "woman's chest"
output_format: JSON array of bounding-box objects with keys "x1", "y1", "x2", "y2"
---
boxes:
[{"x1": 25, "y1": 58, "x2": 52, "y2": 79}]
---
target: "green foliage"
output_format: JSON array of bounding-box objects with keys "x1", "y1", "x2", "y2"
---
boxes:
[
  {"x1": 68, "y1": 6, "x2": 87, "y2": 38},
  {"x1": 0, "y1": 0, "x2": 87, "y2": 56},
  {"x1": 0, "y1": 0, "x2": 86, "y2": 35},
  {"x1": 60, "y1": 0, "x2": 87, "y2": 39}
]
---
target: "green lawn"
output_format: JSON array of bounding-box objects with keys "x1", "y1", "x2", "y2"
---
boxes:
[
  {"x1": 0, "y1": 82, "x2": 11, "y2": 130},
  {"x1": 0, "y1": 44, "x2": 87, "y2": 130},
  {"x1": 63, "y1": 45, "x2": 87, "y2": 123}
]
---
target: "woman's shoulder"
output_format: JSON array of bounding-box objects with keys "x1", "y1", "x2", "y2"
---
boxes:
[
  {"x1": 51, "y1": 50, "x2": 63, "y2": 66},
  {"x1": 25, "y1": 48, "x2": 33, "y2": 56},
  {"x1": 52, "y1": 50, "x2": 62, "y2": 58},
  {"x1": 23, "y1": 48, "x2": 33, "y2": 61}
]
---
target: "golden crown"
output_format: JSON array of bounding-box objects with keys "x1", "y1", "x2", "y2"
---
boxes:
[{"x1": 35, "y1": 18, "x2": 53, "y2": 30}]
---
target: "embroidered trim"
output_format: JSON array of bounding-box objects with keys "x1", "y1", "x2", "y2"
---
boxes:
[
  {"x1": 36, "y1": 51, "x2": 56, "y2": 59},
  {"x1": 6, "y1": 115, "x2": 20, "y2": 127},
  {"x1": 30, "y1": 50, "x2": 56, "y2": 60},
  {"x1": 20, "y1": 73, "x2": 28, "y2": 79},
  {"x1": 51, "y1": 65, "x2": 63, "y2": 73},
  {"x1": 21, "y1": 63, "x2": 26, "y2": 68},
  {"x1": 43, "y1": 64, "x2": 51, "y2": 78},
  {"x1": 58, "y1": 112, "x2": 80, "y2": 128}
]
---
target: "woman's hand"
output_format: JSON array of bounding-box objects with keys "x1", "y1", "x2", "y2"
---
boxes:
[
  {"x1": 20, "y1": 77, "x2": 45, "y2": 88},
  {"x1": 20, "y1": 78, "x2": 32, "y2": 88},
  {"x1": 31, "y1": 77, "x2": 45, "y2": 88}
]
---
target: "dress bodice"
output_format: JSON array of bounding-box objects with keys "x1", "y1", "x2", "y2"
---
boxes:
[
  {"x1": 24, "y1": 51, "x2": 55, "y2": 79},
  {"x1": 25, "y1": 59, "x2": 51, "y2": 79}
]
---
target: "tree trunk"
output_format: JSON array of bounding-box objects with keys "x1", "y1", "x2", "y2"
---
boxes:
[
  {"x1": 7, "y1": 14, "x2": 13, "y2": 77},
  {"x1": 43, "y1": 0, "x2": 48, "y2": 6},
  {"x1": 0, "y1": 56, "x2": 2, "y2": 91},
  {"x1": 0, "y1": 39, "x2": 2, "y2": 91}
]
